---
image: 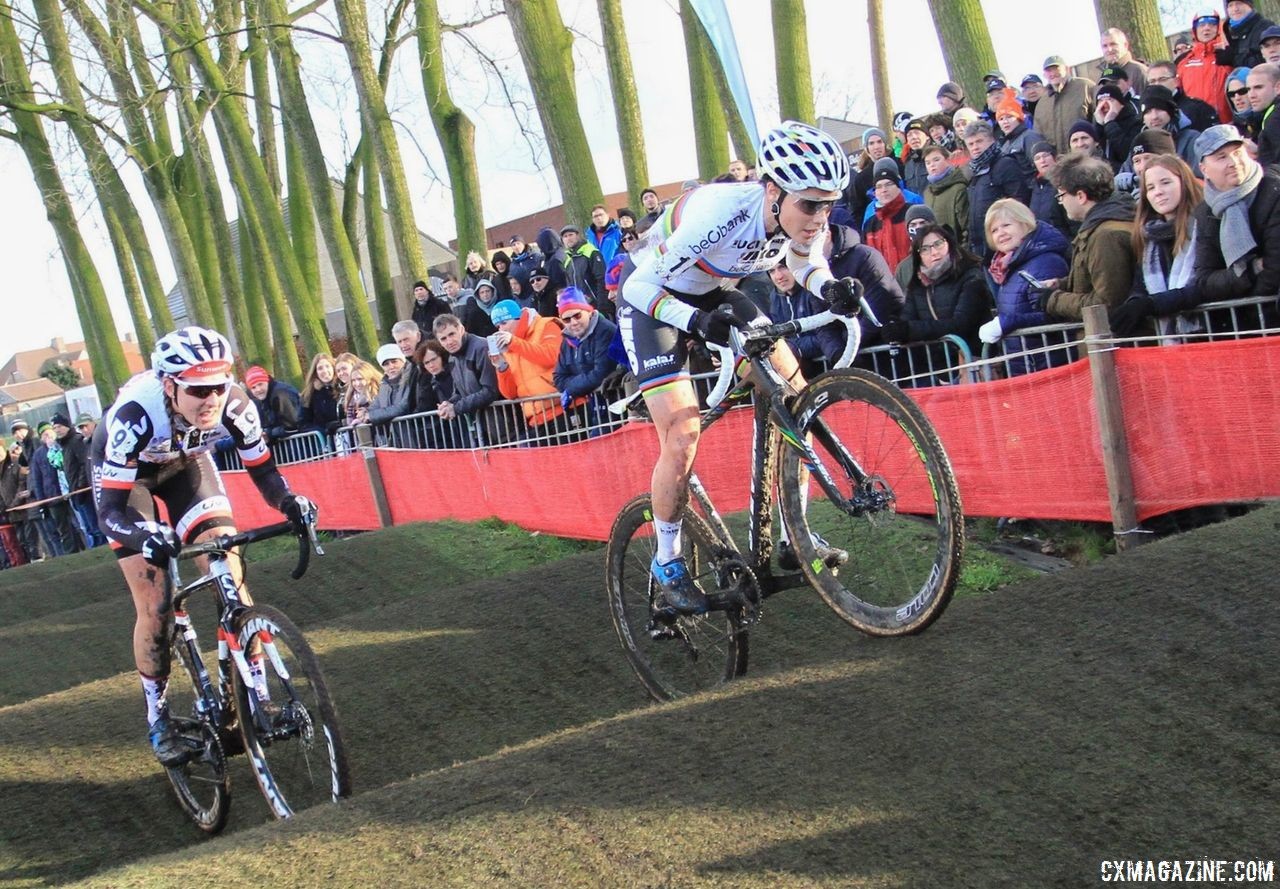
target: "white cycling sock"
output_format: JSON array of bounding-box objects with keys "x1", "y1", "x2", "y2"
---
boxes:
[
  {"x1": 140, "y1": 673, "x2": 168, "y2": 726},
  {"x1": 654, "y1": 518, "x2": 683, "y2": 564},
  {"x1": 778, "y1": 482, "x2": 811, "y2": 545}
]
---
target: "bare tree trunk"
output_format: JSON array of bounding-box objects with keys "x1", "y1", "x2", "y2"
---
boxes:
[
  {"x1": 680, "y1": 0, "x2": 729, "y2": 181},
  {"x1": 867, "y1": 0, "x2": 894, "y2": 135},
  {"x1": 333, "y1": 0, "x2": 429, "y2": 282},
  {"x1": 239, "y1": 216, "x2": 275, "y2": 365},
  {"x1": 29, "y1": 0, "x2": 170, "y2": 349},
  {"x1": 363, "y1": 144, "x2": 398, "y2": 338},
  {"x1": 924, "y1": 0, "x2": 999, "y2": 110},
  {"x1": 772, "y1": 0, "x2": 815, "y2": 123},
  {"x1": 283, "y1": 121, "x2": 322, "y2": 301},
  {"x1": 705, "y1": 43, "x2": 756, "y2": 163},
  {"x1": 0, "y1": 2, "x2": 128, "y2": 398},
  {"x1": 596, "y1": 0, "x2": 649, "y2": 205},
  {"x1": 244, "y1": 0, "x2": 282, "y2": 196},
  {"x1": 504, "y1": 0, "x2": 605, "y2": 227},
  {"x1": 416, "y1": 0, "x2": 488, "y2": 265},
  {"x1": 1097, "y1": 0, "x2": 1168, "y2": 64}
]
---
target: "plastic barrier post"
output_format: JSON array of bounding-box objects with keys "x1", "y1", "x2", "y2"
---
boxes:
[{"x1": 1083, "y1": 305, "x2": 1145, "y2": 551}]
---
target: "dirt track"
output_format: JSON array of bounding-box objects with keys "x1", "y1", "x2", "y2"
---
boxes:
[{"x1": 2, "y1": 507, "x2": 1278, "y2": 887}]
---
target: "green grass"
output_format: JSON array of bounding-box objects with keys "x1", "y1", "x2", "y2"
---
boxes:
[{"x1": 3, "y1": 507, "x2": 1278, "y2": 888}]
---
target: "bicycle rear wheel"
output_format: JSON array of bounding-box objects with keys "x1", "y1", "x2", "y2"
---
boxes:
[
  {"x1": 232, "y1": 605, "x2": 351, "y2": 818},
  {"x1": 166, "y1": 629, "x2": 231, "y2": 834},
  {"x1": 605, "y1": 495, "x2": 748, "y2": 702},
  {"x1": 779, "y1": 368, "x2": 964, "y2": 636}
]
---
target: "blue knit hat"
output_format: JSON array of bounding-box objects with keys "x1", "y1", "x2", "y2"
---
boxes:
[{"x1": 490, "y1": 300, "x2": 522, "y2": 325}]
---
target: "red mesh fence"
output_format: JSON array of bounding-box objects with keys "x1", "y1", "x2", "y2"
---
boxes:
[
  {"x1": 222, "y1": 453, "x2": 382, "y2": 531},
  {"x1": 220, "y1": 337, "x2": 1280, "y2": 536}
]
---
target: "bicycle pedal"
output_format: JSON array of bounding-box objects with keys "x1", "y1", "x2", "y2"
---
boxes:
[{"x1": 647, "y1": 619, "x2": 680, "y2": 641}]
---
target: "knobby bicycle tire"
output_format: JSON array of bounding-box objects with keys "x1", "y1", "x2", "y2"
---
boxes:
[
  {"x1": 166, "y1": 629, "x2": 231, "y2": 834},
  {"x1": 605, "y1": 495, "x2": 748, "y2": 702},
  {"x1": 232, "y1": 605, "x2": 352, "y2": 818},
  {"x1": 778, "y1": 368, "x2": 964, "y2": 636}
]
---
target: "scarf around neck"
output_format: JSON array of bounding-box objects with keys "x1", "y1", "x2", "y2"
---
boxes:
[
  {"x1": 1204, "y1": 161, "x2": 1263, "y2": 271},
  {"x1": 968, "y1": 142, "x2": 1000, "y2": 175},
  {"x1": 918, "y1": 256, "x2": 955, "y2": 286},
  {"x1": 1142, "y1": 219, "x2": 1197, "y2": 295}
]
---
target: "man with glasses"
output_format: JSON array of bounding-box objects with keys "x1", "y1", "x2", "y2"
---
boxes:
[
  {"x1": 619, "y1": 120, "x2": 862, "y2": 611},
  {"x1": 1040, "y1": 153, "x2": 1136, "y2": 320},
  {"x1": 554, "y1": 288, "x2": 619, "y2": 437},
  {"x1": 90, "y1": 326, "x2": 315, "y2": 766},
  {"x1": 1147, "y1": 60, "x2": 1221, "y2": 133}
]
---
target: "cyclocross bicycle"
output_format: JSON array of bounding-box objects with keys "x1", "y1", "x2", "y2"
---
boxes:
[
  {"x1": 162, "y1": 515, "x2": 351, "y2": 832},
  {"x1": 606, "y1": 306, "x2": 964, "y2": 701}
]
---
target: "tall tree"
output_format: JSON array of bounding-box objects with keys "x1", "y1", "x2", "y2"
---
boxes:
[
  {"x1": 139, "y1": 0, "x2": 329, "y2": 367},
  {"x1": 867, "y1": 0, "x2": 894, "y2": 135},
  {"x1": 0, "y1": 0, "x2": 128, "y2": 398},
  {"x1": 680, "y1": 0, "x2": 729, "y2": 181},
  {"x1": 29, "y1": 0, "x2": 170, "y2": 352},
  {"x1": 924, "y1": 0, "x2": 999, "y2": 108},
  {"x1": 416, "y1": 0, "x2": 487, "y2": 264},
  {"x1": 61, "y1": 0, "x2": 214, "y2": 337},
  {"x1": 333, "y1": 0, "x2": 429, "y2": 283},
  {"x1": 596, "y1": 0, "x2": 649, "y2": 205},
  {"x1": 362, "y1": 143, "x2": 398, "y2": 337},
  {"x1": 1096, "y1": 0, "x2": 1167, "y2": 65},
  {"x1": 704, "y1": 41, "x2": 755, "y2": 164},
  {"x1": 504, "y1": 0, "x2": 605, "y2": 228},
  {"x1": 772, "y1": 0, "x2": 815, "y2": 123}
]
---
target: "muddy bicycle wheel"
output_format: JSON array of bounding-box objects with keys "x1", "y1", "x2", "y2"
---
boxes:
[
  {"x1": 232, "y1": 605, "x2": 351, "y2": 818},
  {"x1": 779, "y1": 368, "x2": 964, "y2": 636},
  {"x1": 605, "y1": 495, "x2": 748, "y2": 702},
  {"x1": 166, "y1": 629, "x2": 231, "y2": 834}
]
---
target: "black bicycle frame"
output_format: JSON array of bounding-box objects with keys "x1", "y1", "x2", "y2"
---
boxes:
[{"x1": 686, "y1": 346, "x2": 871, "y2": 600}]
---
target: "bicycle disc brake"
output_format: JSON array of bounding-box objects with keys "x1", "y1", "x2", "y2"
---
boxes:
[{"x1": 849, "y1": 474, "x2": 895, "y2": 516}]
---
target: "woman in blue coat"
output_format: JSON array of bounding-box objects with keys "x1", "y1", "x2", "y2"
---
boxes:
[{"x1": 979, "y1": 198, "x2": 1072, "y2": 376}]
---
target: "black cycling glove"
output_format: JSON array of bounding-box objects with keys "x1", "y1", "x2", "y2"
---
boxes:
[
  {"x1": 1109, "y1": 295, "x2": 1155, "y2": 337},
  {"x1": 141, "y1": 526, "x2": 182, "y2": 568},
  {"x1": 280, "y1": 494, "x2": 318, "y2": 528},
  {"x1": 820, "y1": 277, "x2": 864, "y2": 317},
  {"x1": 691, "y1": 307, "x2": 745, "y2": 348}
]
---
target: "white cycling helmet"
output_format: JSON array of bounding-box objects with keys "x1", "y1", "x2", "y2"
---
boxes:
[
  {"x1": 152, "y1": 326, "x2": 234, "y2": 384},
  {"x1": 756, "y1": 120, "x2": 850, "y2": 194}
]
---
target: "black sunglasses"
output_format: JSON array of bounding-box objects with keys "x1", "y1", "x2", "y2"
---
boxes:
[
  {"x1": 561, "y1": 311, "x2": 586, "y2": 323},
  {"x1": 177, "y1": 382, "x2": 230, "y2": 399},
  {"x1": 789, "y1": 195, "x2": 838, "y2": 215},
  {"x1": 1228, "y1": 87, "x2": 1249, "y2": 98}
]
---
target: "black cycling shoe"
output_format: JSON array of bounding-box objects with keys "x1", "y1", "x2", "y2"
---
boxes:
[
  {"x1": 778, "y1": 534, "x2": 848, "y2": 571},
  {"x1": 651, "y1": 556, "x2": 709, "y2": 613},
  {"x1": 149, "y1": 712, "x2": 190, "y2": 767}
]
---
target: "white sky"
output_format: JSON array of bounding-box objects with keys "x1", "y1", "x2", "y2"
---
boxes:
[{"x1": 0, "y1": 0, "x2": 1122, "y2": 360}]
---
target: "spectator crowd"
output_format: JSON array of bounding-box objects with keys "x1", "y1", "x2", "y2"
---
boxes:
[{"x1": 6, "y1": 10, "x2": 1280, "y2": 566}]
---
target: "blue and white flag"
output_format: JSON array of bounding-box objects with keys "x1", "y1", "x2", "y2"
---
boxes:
[{"x1": 687, "y1": 0, "x2": 760, "y2": 146}]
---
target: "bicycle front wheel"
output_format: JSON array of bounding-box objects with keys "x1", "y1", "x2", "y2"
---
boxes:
[
  {"x1": 605, "y1": 495, "x2": 748, "y2": 702},
  {"x1": 166, "y1": 628, "x2": 231, "y2": 834},
  {"x1": 779, "y1": 368, "x2": 964, "y2": 636},
  {"x1": 232, "y1": 605, "x2": 351, "y2": 818}
]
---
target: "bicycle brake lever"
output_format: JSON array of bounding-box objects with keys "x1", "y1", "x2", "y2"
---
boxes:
[
  {"x1": 860, "y1": 296, "x2": 882, "y2": 328},
  {"x1": 306, "y1": 520, "x2": 324, "y2": 556}
]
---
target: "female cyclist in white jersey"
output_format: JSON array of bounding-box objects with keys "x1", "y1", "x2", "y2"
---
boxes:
[{"x1": 619, "y1": 121, "x2": 861, "y2": 612}]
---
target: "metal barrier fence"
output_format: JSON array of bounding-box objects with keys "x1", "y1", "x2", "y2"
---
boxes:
[
  {"x1": 222, "y1": 294, "x2": 1277, "y2": 464},
  {"x1": 215, "y1": 430, "x2": 331, "y2": 470},
  {"x1": 979, "y1": 295, "x2": 1279, "y2": 381}
]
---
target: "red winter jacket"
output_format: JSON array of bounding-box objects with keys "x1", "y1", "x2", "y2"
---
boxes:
[
  {"x1": 863, "y1": 193, "x2": 913, "y2": 272},
  {"x1": 1178, "y1": 18, "x2": 1231, "y2": 125}
]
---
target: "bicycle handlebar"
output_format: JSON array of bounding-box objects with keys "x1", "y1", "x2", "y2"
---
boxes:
[
  {"x1": 705, "y1": 307, "x2": 865, "y2": 410},
  {"x1": 174, "y1": 516, "x2": 324, "y2": 581}
]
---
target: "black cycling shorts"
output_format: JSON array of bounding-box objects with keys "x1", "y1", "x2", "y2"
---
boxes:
[
  {"x1": 93, "y1": 452, "x2": 236, "y2": 559},
  {"x1": 618, "y1": 287, "x2": 763, "y2": 396}
]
